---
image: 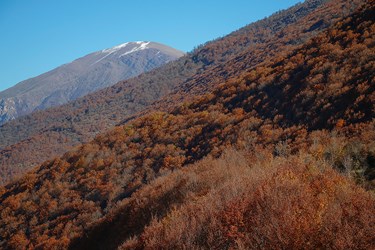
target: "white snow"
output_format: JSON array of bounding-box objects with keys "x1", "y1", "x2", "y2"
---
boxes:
[
  {"x1": 92, "y1": 51, "x2": 115, "y2": 65},
  {"x1": 91, "y1": 41, "x2": 151, "y2": 66},
  {"x1": 101, "y1": 42, "x2": 130, "y2": 54},
  {"x1": 119, "y1": 41, "x2": 150, "y2": 57}
]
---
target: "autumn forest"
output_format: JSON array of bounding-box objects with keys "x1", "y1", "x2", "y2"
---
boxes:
[{"x1": 0, "y1": 0, "x2": 374, "y2": 249}]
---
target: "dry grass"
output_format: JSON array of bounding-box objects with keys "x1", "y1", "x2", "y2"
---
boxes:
[{"x1": 119, "y1": 148, "x2": 374, "y2": 249}]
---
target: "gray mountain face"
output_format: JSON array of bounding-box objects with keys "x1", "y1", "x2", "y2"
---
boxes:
[{"x1": 0, "y1": 41, "x2": 184, "y2": 125}]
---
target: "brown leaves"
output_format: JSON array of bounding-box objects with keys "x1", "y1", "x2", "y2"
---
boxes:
[{"x1": 120, "y1": 149, "x2": 375, "y2": 249}]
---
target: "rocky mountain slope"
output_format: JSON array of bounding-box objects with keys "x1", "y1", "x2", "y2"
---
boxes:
[
  {"x1": 0, "y1": 0, "x2": 364, "y2": 185},
  {"x1": 0, "y1": 1, "x2": 373, "y2": 248},
  {"x1": 0, "y1": 42, "x2": 184, "y2": 125}
]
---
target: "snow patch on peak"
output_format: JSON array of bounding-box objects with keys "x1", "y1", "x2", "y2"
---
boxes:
[
  {"x1": 92, "y1": 42, "x2": 130, "y2": 65},
  {"x1": 119, "y1": 41, "x2": 150, "y2": 57},
  {"x1": 91, "y1": 41, "x2": 151, "y2": 66},
  {"x1": 102, "y1": 42, "x2": 130, "y2": 54},
  {"x1": 135, "y1": 41, "x2": 148, "y2": 44}
]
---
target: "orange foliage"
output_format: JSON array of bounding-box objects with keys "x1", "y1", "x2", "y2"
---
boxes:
[
  {"x1": 0, "y1": 1, "x2": 373, "y2": 249},
  {"x1": 0, "y1": 0, "x2": 366, "y2": 185}
]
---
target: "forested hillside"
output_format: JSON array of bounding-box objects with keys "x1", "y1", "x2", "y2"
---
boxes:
[
  {"x1": 0, "y1": 1, "x2": 373, "y2": 249},
  {"x1": 0, "y1": 0, "x2": 364, "y2": 185}
]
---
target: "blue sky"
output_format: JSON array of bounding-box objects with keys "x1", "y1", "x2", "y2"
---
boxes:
[{"x1": 0, "y1": 0, "x2": 301, "y2": 92}]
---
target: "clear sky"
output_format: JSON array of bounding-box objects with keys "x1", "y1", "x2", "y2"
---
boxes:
[{"x1": 0, "y1": 0, "x2": 301, "y2": 92}]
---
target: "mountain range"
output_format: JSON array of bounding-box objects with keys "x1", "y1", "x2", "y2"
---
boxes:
[
  {"x1": 0, "y1": 0, "x2": 374, "y2": 249},
  {"x1": 0, "y1": 41, "x2": 184, "y2": 125}
]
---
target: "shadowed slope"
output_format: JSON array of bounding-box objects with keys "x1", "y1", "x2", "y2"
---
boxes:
[
  {"x1": 0, "y1": 1, "x2": 374, "y2": 248},
  {"x1": 0, "y1": 0, "x2": 365, "y2": 185}
]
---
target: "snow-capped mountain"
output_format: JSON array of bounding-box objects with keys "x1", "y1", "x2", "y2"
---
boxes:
[{"x1": 0, "y1": 41, "x2": 184, "y2": 125}]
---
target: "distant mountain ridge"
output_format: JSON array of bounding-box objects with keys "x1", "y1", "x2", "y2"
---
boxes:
[{"x1": 0, "y1": 41, "x2": 184, "y2": 125}]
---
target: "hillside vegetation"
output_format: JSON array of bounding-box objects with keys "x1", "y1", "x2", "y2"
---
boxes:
[
  {"x1": 0, "y1": 0, "x2": 365, "y2": 185},
  {"x1": 0, "y1": 1, "x2": 374, "y2": 249}
]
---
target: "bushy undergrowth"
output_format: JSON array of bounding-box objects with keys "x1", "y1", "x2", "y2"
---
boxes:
[{"x1": 116, "y1": 148, "x2": 374, "y2": 250}]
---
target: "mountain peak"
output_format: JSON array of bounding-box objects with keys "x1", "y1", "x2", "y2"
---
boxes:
[
  {"x1": 0, "y1": 41, "x2": 184, "y2": 125},
  {"x1": 101, "y1": 41, "x2": 150, "y2": 54},
  {"x1": 119, "y1": 41, "x2": 151, "y2": 57}
]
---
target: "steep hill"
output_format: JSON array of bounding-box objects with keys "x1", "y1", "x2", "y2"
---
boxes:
[
  {"x1": 0, "y1": 41, "x2": 183, "y2": 125},
  {"x1": 0, "y1": 0, "x2": 365, "y2": 185},
  {"x1": 0, "y1": 1, "x2": 373, "y2": 249}
]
